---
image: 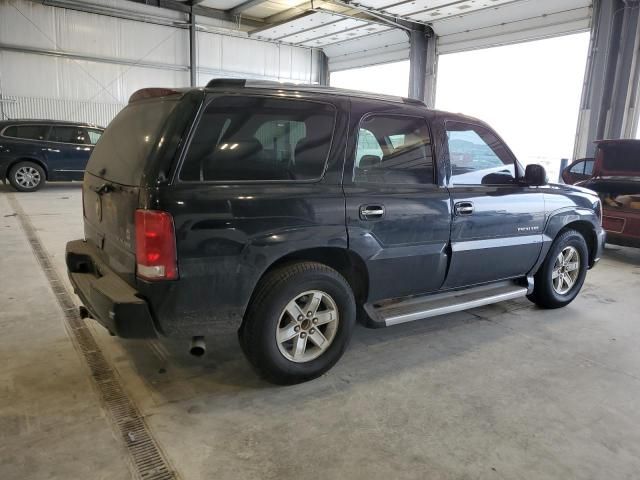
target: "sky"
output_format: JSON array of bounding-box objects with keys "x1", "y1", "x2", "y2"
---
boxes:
[{"x1": 330, "y1": 32, "x2": 592, "y2": 180}]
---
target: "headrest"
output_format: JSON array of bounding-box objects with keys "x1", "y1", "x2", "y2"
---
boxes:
[
  {"x1": 294, "y1": 137, "x2": 329, "y2": 178},
  {"x1": 358, "y1": 155, "x2": 381, "y2": 169}
]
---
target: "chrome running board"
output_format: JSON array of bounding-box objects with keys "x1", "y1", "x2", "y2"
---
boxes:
[{"x1": 364, "y1": 281, "x2": 529, "y2": 327}]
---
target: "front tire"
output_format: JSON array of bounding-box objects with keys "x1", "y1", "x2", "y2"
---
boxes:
[
  {"x1": 528, "y1": 229, "x2": 589, "y2": 309},
  {"x1": 8, "y1": 161, "x2": 45, "y2": 192},
  {"x1": 240, "y1": 262, "x2": 356, "y2": 385}
]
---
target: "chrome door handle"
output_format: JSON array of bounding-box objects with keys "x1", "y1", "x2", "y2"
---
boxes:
[
  {"x1": 454, "y1": 201, "x2": 474, "y2": 216},
  {"x1": 360, "y1": 205, "x2": 385, "y2": 220}
]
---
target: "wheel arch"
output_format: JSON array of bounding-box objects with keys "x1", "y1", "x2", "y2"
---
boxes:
[
  {"x1": 249, "y1": 247, "x2": 370, "y2": 310},
  {"x1": 533, "y1": 209, "x2": 601, "y2": 275},
  {"x1": 560, "y1": 220, "x2": 598, "y2": 266},
  {"x1": 7, "y1": 157, "x2": 49, "y2": 180}
]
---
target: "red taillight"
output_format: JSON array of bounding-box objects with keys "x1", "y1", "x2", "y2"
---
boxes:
[{"x1": 135, "y1": 209, "x2": 178, "y2": 280}]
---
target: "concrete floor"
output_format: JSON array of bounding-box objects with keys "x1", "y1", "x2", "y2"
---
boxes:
[{"x1": 2, "y1": 182, "x2": 640, "y2": 480}]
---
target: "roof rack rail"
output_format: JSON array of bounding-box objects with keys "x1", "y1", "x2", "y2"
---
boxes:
[{"x1": 206, "y1": 78, "x2": 247, "y2": 88}]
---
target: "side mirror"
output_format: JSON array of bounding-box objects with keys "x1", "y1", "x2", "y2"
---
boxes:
[{"x1": 525, "y1": 164, "x2": 548, "y2": 186}]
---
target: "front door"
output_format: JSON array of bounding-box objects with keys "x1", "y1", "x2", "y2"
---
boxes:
[
  {"x1": 442, "y1": 120, "x2": 545, "y2": 288},
  {"x1": 344, "y1": 107, "x2": 452, "y2": 302}
]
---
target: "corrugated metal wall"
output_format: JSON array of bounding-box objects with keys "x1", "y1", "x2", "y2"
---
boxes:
[{"x1": 0, "y1": 0, "x2": 322, "y2": 126}]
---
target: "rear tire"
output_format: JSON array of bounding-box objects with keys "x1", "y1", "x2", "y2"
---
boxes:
[
  {"x1": 240, "y1": 261, "x2": 356, "y2": 385},
  {"x1": 8, "y1": 161, "x2": 45, "y2": 192},
  {"x1": 528, "y1": 229, "x2": 589, "y2": 309}
]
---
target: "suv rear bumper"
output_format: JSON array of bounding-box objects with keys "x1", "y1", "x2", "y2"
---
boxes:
[{"x1": 66, "y1": 239, "x2": 157, "y2": 338}]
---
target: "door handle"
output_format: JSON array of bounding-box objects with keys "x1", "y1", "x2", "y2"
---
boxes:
[
  {"x1": 360, "y1": 205, "x2": 385, "y2": 220},
  {"x1": 454, "y1": 201, "x2": 474, "y2": 216}
]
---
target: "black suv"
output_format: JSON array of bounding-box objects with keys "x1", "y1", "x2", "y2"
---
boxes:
[
  {"x1": 66, "y1": 80, "x2": 605, "y2": 384},
  {"x1": 0, "y1": 120, "x2": 103, "y2": 191}
]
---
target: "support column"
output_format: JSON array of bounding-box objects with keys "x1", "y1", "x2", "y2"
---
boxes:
[
  {"x1": 574, "y1": 0, "x2": 640, "y2": 159},
  {"x1": 189, "y1": 10, "x2": 197, "y2": 87},
  {"x1": 408, "y1": 26, "x2": 437, "y2": 107},
  {"x1": 318, "y1": 50, "x2": 330, "y2": 86}
]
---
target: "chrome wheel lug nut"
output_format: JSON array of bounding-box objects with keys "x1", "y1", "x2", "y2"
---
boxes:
[
  {"x1": 294, "y1": 326, "x2": 300, "y2": 332},
  {"x1": 300, "y1": 332, "x2": 307, "y2": 338},
  {"x1": 297, "y1": 315, "x2": 303, "y2": 321},
  {"x1": 307, "y1": 311, "x2": 312, "y2": 317},
  {"x1": 309, "y1": 328, "x2": 315, "y2": 334},
  {"x1": 312, "y1": 318, "x2": 318, "y2": 324}
]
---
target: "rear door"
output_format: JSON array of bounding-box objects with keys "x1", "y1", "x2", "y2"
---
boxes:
[
  {"x1": 562, "y1": 158, "x2": 594, "y2": 184},
  {"x1": 442, "y1": 120, "x2": 545, "y2": 288},
  {"x1": 344, "y1": 103, "x2": 451, "y2": 302},
  {"x1": 46, "y1": 125, "x2": 94, "y2": 179}
]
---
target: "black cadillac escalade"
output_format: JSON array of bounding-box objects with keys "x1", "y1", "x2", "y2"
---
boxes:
[{"x1": 66, "y1": 79, "x2": 606, "y2": 384}]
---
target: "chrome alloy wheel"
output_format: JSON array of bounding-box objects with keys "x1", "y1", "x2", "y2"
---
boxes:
[
  {"x1": 276, "y1": 290, "x2": 339, "y2": 363},
  {"x1": 552, "y1": 246, "x2": 580, "y2": 295},
  {"x1": 15, "y1": 166, "x2": 41, "y2": 189}
]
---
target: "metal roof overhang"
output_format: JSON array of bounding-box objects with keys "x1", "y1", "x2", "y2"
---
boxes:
[{"x1": 116, "y1": 0, "x2": 593, "y2": 71}]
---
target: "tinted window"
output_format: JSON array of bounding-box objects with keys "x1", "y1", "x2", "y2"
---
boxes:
[
  {"x1": 87, "y1": 129, "x2": 102, "y2": 145},
  {"x1": 87, "y1": 99, "x2": 180, "y2": 185},
  {"x1": 51, "y1": 126, "x2": 91, "y2": 144},
  {"x1": 3, "y1": 125, "x2": 48, "y2": 141},
  {"x1": 446, "y1": 122, "x2": 516, "y2": 185},
  {"x1": 354, "y1": 115, "x2": 433, "y2": 185},
  {"x1": 180, "y1": 97, "x2": 336, "y2": 182},
  {"x1": 569, "y1": 160, "x2": 585, "y2": 174}
]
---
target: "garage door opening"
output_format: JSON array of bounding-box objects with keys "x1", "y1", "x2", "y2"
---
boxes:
[{"x1": 330, "y1": 32, "x2": 591, "y2": 181}]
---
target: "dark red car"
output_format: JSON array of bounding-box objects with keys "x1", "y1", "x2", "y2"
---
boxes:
[
  {"x1": 561, "y1": 157, "x2": 594, "y2": 185},
  {"x1": 563, "y1": 139, "x2": 640, "y2": 248}
]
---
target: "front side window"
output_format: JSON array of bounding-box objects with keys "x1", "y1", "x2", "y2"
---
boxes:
[
  {"x1": 3, "y1": 125, "x2": 48, "y2": 141},
  {"x1": 179, "y1": 96, "x2": 336, "y2": 182},
  {"x1": 446, "y1": 122, "x2": 516, "y2": 185},
  {"x1": 51, "y1": 126, "x2": 91, "y2": 145},
  {"x1": 354, "y1": 115, "x2": 433, "y2": 185}
]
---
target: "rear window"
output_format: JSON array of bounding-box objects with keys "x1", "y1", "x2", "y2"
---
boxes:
[
  {"x1": 2, "y1": 125, "x2": 49, "y2": 140},
  {"x1": 600, "y1": 144, "x2": 640, "y2": 174},
  {"x1": 179, "y1": 96, "x2": 336, "y2": 182},
  {"x1": 87, "y1": 99, "x2": 180, "y2": 186}
]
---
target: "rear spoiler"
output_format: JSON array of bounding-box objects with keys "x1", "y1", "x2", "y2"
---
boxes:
[{"x1": 129, "y1": 88, "x2": 182, "y2": 103}]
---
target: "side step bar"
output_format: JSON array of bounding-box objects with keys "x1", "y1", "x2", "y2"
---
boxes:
[{"x1": 364, "y1": 280, "x2": 530, "y2": 327}]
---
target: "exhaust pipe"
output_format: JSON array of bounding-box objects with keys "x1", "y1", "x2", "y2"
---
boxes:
[{"x1": 189, "y1": 336, "x2": 206, "y2": 357}]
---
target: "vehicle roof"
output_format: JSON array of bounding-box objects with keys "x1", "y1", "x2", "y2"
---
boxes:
[
  {"x1": 129, "y1": 79, "x2": 489, "y2": 126},
  {"x1": 0, "y1": 119, "x2": 103, "y2": 129},
  {"x1": 595, "y1": 139, "x2": 640, "y2": 146}
]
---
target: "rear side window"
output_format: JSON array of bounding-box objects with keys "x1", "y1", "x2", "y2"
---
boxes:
[
  {"x1": 2, "y1": 125, "x2": 48, "y2": 140},
  {"x1": 353, "y1": 115, "x2": 434, "y2": 185},
  {"x1": 87, "y1": 99, "x2": 180, "y2": 186},
  {"x1": 569, "y1": 160, "x2": 586, "y2": 174},
  {"x1": 51, "y1": 126, "x2": 91, "y2": 145},
  {"x1": 446, "y1": 121, "x2": 516, "y2": 185},
  {"x1": 179, "y1": 96, "x2": 336, "y2": 182},
  {"x1": 87, "y1": 129, "x2": 103, "y2": 145},
  {"x1": 584, "y1": 159, "x2": 594, "y2": 175}
]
